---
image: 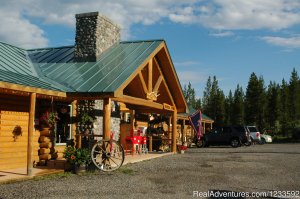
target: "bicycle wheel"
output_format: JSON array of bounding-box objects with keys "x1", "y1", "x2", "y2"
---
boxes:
[{"x1": 91, "y1": 140, "x2": 125, "y2": 172}]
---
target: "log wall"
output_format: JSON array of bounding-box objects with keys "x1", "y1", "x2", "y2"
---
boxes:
[{"x1": 0, "y1": 94, "x2": 39, "y2": 170}]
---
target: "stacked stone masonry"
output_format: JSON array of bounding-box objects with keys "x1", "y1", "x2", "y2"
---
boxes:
[{"x1": 75, "y1": 12, "x2": 121, "y2": 62}]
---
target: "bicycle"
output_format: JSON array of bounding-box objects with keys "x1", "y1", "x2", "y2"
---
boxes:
[{"x1": 90, "y1": 132, "x2": 125, "y2": 172}]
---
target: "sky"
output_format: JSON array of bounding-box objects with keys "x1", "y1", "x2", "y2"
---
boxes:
[{"x1": 0, "y1": 0, "x2": 299, "y2": 98}]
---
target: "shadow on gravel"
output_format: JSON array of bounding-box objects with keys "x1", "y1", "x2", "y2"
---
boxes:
[{"x1": 187, "y1": 151, "x2": 300, "y2": 155}]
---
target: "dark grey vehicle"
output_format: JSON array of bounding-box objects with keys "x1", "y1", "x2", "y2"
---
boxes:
[{"x1": 199, "y1": 125, "x2": 250, "y2": 148}]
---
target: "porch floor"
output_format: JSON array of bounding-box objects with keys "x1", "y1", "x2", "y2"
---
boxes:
[{"x1": 0, "y1": 152, "x2": 173, "y2": 184}]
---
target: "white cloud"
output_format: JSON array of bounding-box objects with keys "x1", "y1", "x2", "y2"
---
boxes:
[
  {"x1": 0, "y1": 3, "x2": 48, "y2": 48},
  {"x1": 209, "y1": 31, "x2": 234, "y2": 37},
  {"x1": 177, "y1": 71, "x2": 207, "y2": 85},
  {"x1": 198, "y1": 0, "x2": 300, "y2": 30},
  {"x1": 1, "y1": 0, "x2": 300, "y2": 48},
  {"x1": 174, "y1": 61, "x2": 200, "y2": 67},
  {"x1": 261, "y1": 36, "x2": 300, "y2": 49}
]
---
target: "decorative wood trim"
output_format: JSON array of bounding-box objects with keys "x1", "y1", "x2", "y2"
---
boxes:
[
  {"x1": 153, "y1": 57, "x2": 176, "y2": 106},
  {"x1": 0, "y1": 81, "x2": 66, "y2": 97},
  {"x1": 112, "y1": 95, "x2": 164, "y2": 110},
  {"x1": 163, "y1": 103, "x2": 175, "y2": 111},
  {"x1": 114, "y1": 42, "x2": 165, "y2": 96}
]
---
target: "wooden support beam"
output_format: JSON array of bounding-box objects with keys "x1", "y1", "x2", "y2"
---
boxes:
[
  {"x1": 148, "y1": 59, "x2": 153, "y2": 92},
  {"x1": 153, "y1": 57, "x2": 176, "y2": 106},
  {"x1": 27, "y1": 93, "x2": 36, "y2": 176},
  {"x1": 171, "y1": 109, "x2": 177, "y2": 153},
  {"x1": 103, "y1": 98, "x2": 111, "y2": 140},
  {"x1": 138, "y1": 72, "x2": 148, "y2": 95},
  {"x1": 112, "y1": 95, "x2": 164, "y2": 110},
  {"x1": 0, "y1": 81, "x2": 66, "y2": 97},
  {"x1": 71, "y1": 100, "x2": 77, "y2": 145},
  {"x1": 153, "y1": 75, "x2": 163, "y2": 92}
]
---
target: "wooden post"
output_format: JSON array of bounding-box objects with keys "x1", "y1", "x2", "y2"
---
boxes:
[
  {"x1": 168, "y1": 116, "x2": 172, "y2": 140},
  {"x1": 171, "y1": 110, "x2": 177, "y2": 153},
  {"x1": 182, "y1": 120, "x2": 186, "y2": 143},
  {"x1": 103, "y1": 98, "x2": 111, "y2": 140},
  {"x1": 71, "y1": 100, "x2": 77, "y2": 144},
  {"x1": 149, "y1": 136, "x2": 153, "y2": 152},
  {"x1": 76, "y1": 134, "x2": 82, "y2": 148},
  {"x1": 27, "y1": 93, "x2": 36, "y2": 176}
]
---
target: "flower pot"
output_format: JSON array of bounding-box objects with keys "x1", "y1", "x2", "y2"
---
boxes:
[
  {"x1": 180, "y1": 150, "x2": 185, "y2": 154},
  {"x1": 73, "y1": 164, "x2": 86, "y2": 174}
]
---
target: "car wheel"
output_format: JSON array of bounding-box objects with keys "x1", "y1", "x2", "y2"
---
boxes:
[
  {"x1": 259, "y1": 138, "x2": 266, "y2": 145},
  {"x1": 230, "y1": 138, "x2": 240, "y2": 148},
  {"x1": 196, "y1": 139, "x2": 204, "y2": 148},
  {"x1": 244, "y1": 141, "x2": 251, "y2": 146}
]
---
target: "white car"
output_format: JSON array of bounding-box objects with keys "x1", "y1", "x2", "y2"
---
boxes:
[
  {"x1": 260, "y1": 134, "x2": 272, "y2": 143},
  {"x1": 246, "y1": 126, "x2": 261, "y2": 143}
]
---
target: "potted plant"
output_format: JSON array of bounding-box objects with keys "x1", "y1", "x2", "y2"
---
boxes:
[
  {"x1": 78, "y1": 112, "x2": 95, "y2": 133},
  {"x1": 64, "y1": 146, "x2": 91, "y2": 174},
  {"x1": 39, "y1": 111, "x2": 58, "y2": 129}
]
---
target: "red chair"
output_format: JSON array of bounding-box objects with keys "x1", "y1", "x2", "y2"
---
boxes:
[{"x1": 125, "y1": 130, "x2": 143, "y2": 155}]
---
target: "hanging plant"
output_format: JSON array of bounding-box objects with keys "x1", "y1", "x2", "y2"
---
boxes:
[{"x1": 79, "y1": 112, "x2": 95, "y2": 124}]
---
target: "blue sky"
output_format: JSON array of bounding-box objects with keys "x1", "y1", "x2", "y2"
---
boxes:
[{"x1": 0, "y1": 0, "x2": 299, "y2": 98}]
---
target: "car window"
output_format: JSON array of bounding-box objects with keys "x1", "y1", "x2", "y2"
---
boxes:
[
  {"x1": 234, "y1": 126, "x2": 245, "y2": 132},
  {"x1": 248, "y1": 127, "x2": 258, "y2": 132},
  {"x1": 222, "y1": 127, "x2": 232, "y2": 133}
]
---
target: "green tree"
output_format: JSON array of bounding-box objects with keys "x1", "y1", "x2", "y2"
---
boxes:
[
  {"x1": 232, "y1": 84, "x2": 244, "y2": 125},
  {"x1": 202, "y1": 76, "x2": 225, "y2": 127},
  {"x1": 183, "y1": 82, "x2": 201, "y2": 110},
  {"x1": 288, "y1": 68, "x2": 300, "y2": 128},
  {"x1": 224, "y1": 90, "x2": 233, "y2": 125},
  {"x1": 266, "y1": 81, "x2": 280, "y2": 134},
  {"x1": 279, "y1": 79, "x2": 290, "y2": 135},
  {"x1": 245, "y1": 73, "x2": 266, "y2": 130}
]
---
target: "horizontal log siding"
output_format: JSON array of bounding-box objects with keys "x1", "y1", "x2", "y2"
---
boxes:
[{"x1": 0, "y1": 94, "x2": 39, "y2": 170}]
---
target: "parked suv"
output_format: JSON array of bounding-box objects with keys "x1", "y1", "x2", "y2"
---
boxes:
[
  {"x1": 200, "y1": 125, "x2": 250, "y2": 148},
  {"x1": 246, "y1": 126, "x2": 261, "y2": 143}
]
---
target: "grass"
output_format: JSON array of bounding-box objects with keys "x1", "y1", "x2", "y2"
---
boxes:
[{"x1": 118, "y1": 167, "x2": 135, "y2": 175}]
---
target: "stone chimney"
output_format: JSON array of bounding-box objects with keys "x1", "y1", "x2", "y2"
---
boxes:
[{"x1": 74, "y1": 12, "x2": 121, "y2": 62}]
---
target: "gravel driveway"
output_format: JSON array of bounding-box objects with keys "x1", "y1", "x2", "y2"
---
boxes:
[{"x1": 0, "y1": 143, "x2": 299, "y2": 199}]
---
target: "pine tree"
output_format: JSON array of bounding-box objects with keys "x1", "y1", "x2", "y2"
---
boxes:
[
  {"x1": 232, "y1": 84, "x2": 244, "y2": 125},
  {"x1": 245, "y1": 73, "x2": 266, "y2": 130},
  {"x1": 183, "y1": 82, "x2": 201, "y2": 110},
  {"x1": 266, "y1": 81, "x2": 280, "y2": 134},
  {"x1": 202, "y1": 76, "x2": 225, "y2": 127},
  {"x1": 224, "y1": 90, "x2": 233, "y2": 125},
  {"x1": 288, "y1": 68, "x2": 300, "y2": 129},
  {"x1": 279, "y1": 79, "x2": 289, "y2": 135}
]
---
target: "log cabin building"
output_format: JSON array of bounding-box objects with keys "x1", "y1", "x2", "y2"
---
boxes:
[{"x1": 0, "y1": 12, "x2": 189, "y2": 174}]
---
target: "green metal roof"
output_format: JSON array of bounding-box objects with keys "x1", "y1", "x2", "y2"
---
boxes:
[
  {"x1": 178, "y1": 105, "x2": 214, "y2": 121},
  {"x1": 34, "y1": 40, "x2": 163, "y2": 93},
  {"x1": 0, "y1": 42, "x2": 37, "y2": 76},
  {"x1": 0, "y1": 40, "x2": 164, "y2": 94}
]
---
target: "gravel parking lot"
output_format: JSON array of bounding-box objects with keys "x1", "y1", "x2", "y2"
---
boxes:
[{"x1": 0, "y1": 143, "x2": 299, "y2": 199}]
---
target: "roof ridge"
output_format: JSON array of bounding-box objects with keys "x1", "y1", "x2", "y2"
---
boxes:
[
  {"x1": 0, "y1": 41, "x2": 26, "y2": 51},
  {"x1": 27, "y1": 45, "x2": 74, "y2": 51},
  {"x1": 120, "y1": 39, "x2": 165, "y2": 44}
]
